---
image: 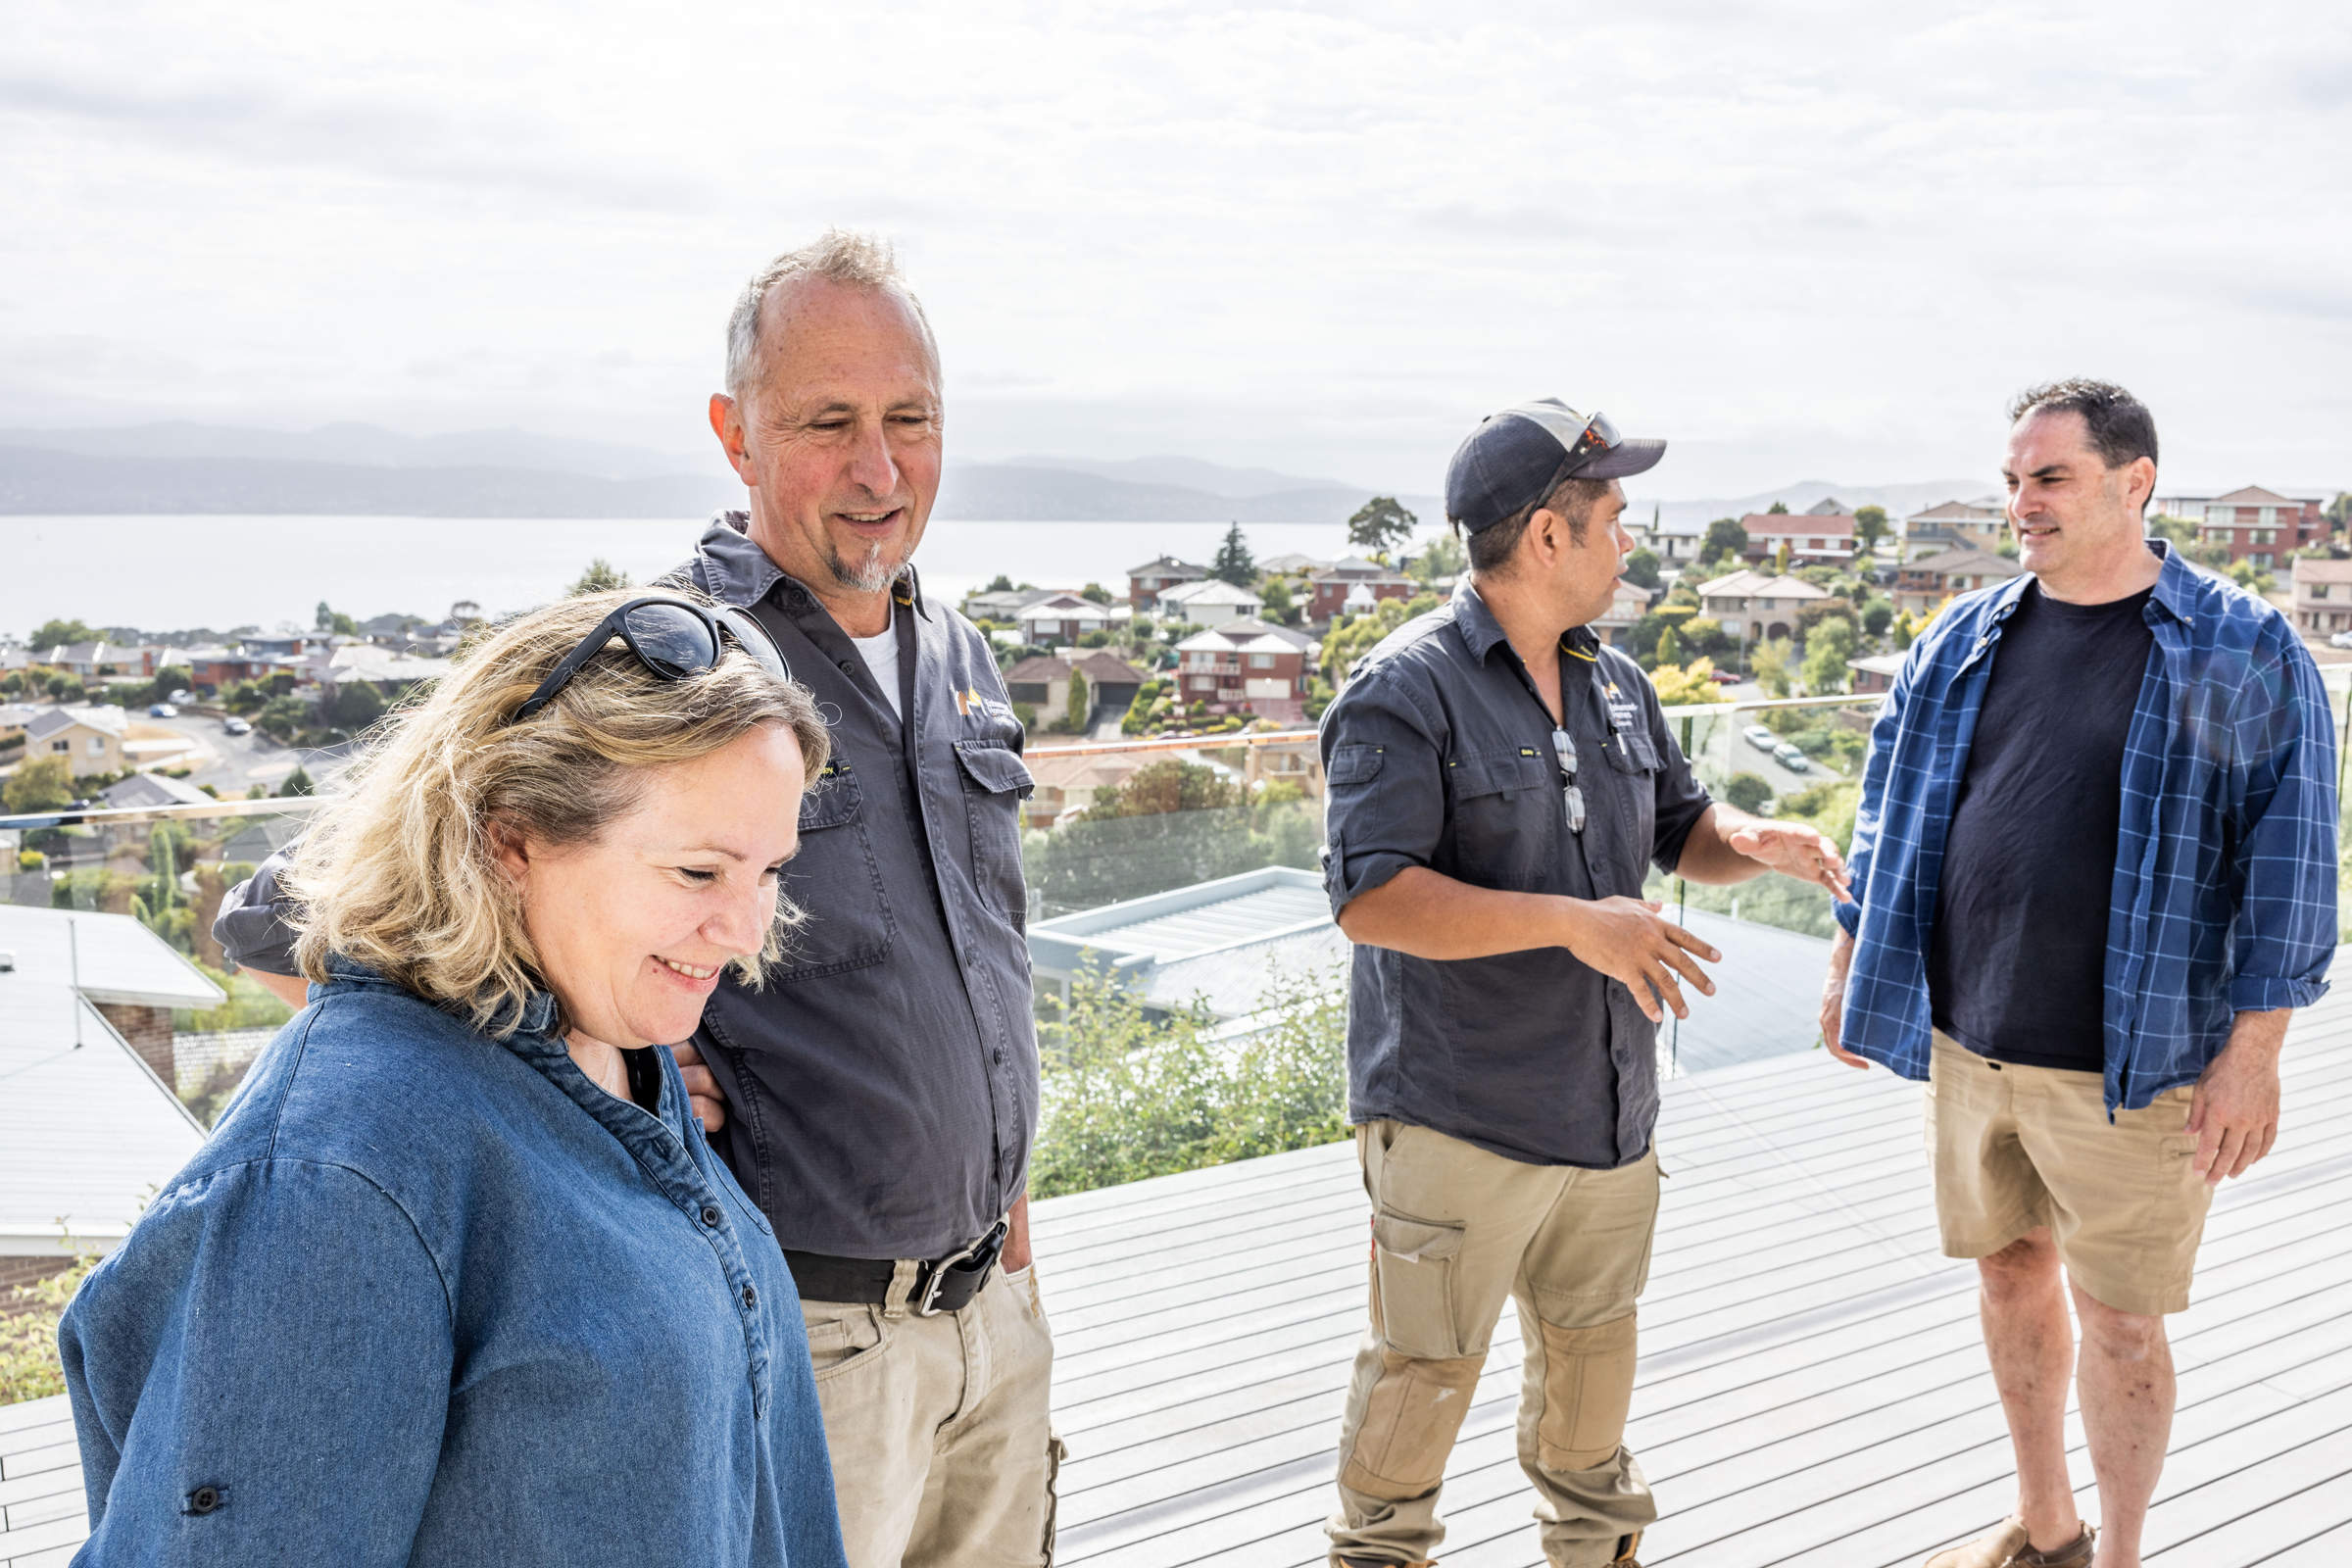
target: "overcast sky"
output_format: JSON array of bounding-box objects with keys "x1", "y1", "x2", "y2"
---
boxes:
[{"x1": 5, "y1": 1, "x2": 2346, "y2": 498}]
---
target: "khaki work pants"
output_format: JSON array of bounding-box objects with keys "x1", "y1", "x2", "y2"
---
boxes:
[
  {"x1": 1329, "y1": 1120, "x2": 1660, "y2": 1568},
  {"x1": 803, "y1": 1262, "x2": 1063, "y2": 1568}
]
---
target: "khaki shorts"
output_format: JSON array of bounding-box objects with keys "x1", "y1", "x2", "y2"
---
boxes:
[{"x1": 1927, "y1": 1031, "x2": 2214, "y2": 1317}]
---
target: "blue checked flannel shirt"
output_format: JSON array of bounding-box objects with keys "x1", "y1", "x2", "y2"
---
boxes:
[{"x1": 1836, "y1": 541, "x2": 2337, "y2": 1114}]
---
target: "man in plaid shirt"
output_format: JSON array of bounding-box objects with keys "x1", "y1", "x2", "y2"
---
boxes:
[{"x1": 1819, "y1": 380, "x2": 2336, "y2": 1568}]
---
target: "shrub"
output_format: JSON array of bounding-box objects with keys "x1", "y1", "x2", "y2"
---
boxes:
[
  {"x1": 0, "y1": 1238, "x2": 100, "y2": 1405},
  {"x1": 1724, "y1": 772, "x2": 1773, "y2": 813}
]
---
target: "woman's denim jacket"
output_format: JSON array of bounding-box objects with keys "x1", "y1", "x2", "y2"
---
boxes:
[{"x1": 60, "y1": 959, "x2": 848, "y2": 1568}]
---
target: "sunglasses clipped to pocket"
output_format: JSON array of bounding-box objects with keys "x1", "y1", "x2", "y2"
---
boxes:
[{"x1": 510, "y1": 596, "x2": 792, "y2": 723}]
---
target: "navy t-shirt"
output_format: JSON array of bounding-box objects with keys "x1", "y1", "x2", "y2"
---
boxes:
[{"x1": 1928, "y1": 581, "x2": 2154, "y2": 1072}]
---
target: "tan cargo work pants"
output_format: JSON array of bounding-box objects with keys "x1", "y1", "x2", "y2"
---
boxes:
[
  {"x1": 1328, "y1": 1120, "x2": 1660, "y2": 1568},
  {"x1": 803, "y1": 1261, "x2": 1063, "y2": 1568}
]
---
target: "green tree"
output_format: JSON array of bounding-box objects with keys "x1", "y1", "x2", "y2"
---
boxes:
[
  {"x1": 2325, "y1": 493, "x2": 2350, "y2": 533},
  {"x1": 44, "y1": 672, "x2": 75, "y2": 700},
  {"x1": 1724, "y1": 772, "x2": 1773, "y2": 813},
  {"x1": 1801, "y1": 616, "x2": 1857, "y2": 695},
  {"x1": 1655, "y1": 622, "x2": 1684, "y2": 666},
  {"x1": 1078, "y1": 582, "x2": 1113, "y2": 605},
  {"x1": 2229, "y1": 559, "x2": 2277, "y2": 595},
  {"x1": 1063, "y1": 668, "x2": 1091, "y2": 733},
  {"x1": 568, "y1": 558, "x2": 631, "y2": 596},
  {"x1": 1651, "y1": 659, "x2": 1720, "y2": 706},
  {"x1": 1854, "y1": 506, "x2": 1888, "y2": 555},
  {"x1": 1701, "y1": 517, "x2": 1748, "y2": 562},
  {"x1": 0, "y1": 671, "x2": 21, "y2": 697},
  {"x1": 1862, "y1": 602, "x2": 1893, "y2": 639},
  {"x1": 2, "y1": 755, "x2": 74, "y2": 813},
  {"x1": 150, "y1": 664, "x2": 193, "y2": 703},
  {"x1": 326, "y1": 681, "x2": 387, "y2": 731},
  {"x1": 1409, "y1": 531, "x2": 1466, "y2": 585},
  {"x1": 276, "y1": 766, "x2": 316, "y2": 798},
  {"x1": 1347, "y1": 496, "x2": 1418, "y2": 557},
  {"x1": 1622, "y1": 549, "x2": 1662, "y2": 590},
  {"x1": 1260, "y1": 577, "x2": 1299, "y2": 626},
  {"x1": 1773, "y1": 542, "x2": 1791, "y2": 575},
  {"x1": 985, "y1": 573, "x2": 1015, "y2": 593},
  {"x1": 314, "y1": 601, "x2": 361, "y2": 636},
  {"x1": 1767, "y1": 500, "x2": 1790, "y2": 514},
  {"x1": 1210, "y1": 523, "x2": 1256, "y2": 587},
  {"x1": 27, "y1": 618, "x2": 96, "y2": 649}
]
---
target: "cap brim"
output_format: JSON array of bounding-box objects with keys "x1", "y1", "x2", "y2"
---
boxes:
[{"x1": 1574, "y1": 438, "x2": 1666, "y2": 481}]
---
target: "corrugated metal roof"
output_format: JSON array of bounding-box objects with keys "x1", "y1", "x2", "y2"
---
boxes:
[{"x1": 1060, "y1": 879, "x2": 1331, "y2": 962}]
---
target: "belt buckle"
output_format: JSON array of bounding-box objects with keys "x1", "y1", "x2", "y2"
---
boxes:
[{"x1": 914, "y1": 1217, "x2": 1010, "y2": 1317}]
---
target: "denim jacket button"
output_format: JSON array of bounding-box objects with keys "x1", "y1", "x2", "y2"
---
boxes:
[
  {"x1": 700, "y1": 1205, "x2": 722, "y2": 1228},
  {"x1": 741, "y1": 1285, "x2": 758, "y2": 1309},
  {"x1": 188, "y1": 1486, "x2": 222, "y2": 1514}
]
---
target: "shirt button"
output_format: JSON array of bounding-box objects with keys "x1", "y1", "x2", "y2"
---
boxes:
[
  {"x1": 742, "y1": 1285, "x2": 758, "y2": 1309},
  {"x1": 701, "y1": 1205, "x2": 722, "y2": 1228},
  {"x1": 188, "y1": 1486, "x2": 222, "y2": 1514}
]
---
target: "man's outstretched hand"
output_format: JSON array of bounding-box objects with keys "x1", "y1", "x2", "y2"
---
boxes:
[{"x1": 1726, "y1": 820, "x2": 1852, "y2": 902}]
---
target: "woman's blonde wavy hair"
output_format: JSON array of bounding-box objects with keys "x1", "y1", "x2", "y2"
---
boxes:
[{"x1": 285, "y1": 588, "x2": 829, "y2": 1037}]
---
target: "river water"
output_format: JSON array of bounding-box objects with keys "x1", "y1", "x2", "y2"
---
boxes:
[{"x1": 1, "y1": 515, "x2": 1431, "y2": 637}]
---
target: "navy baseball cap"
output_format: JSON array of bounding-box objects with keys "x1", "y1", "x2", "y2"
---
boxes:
[{"x1": 1445, "y1": 398, "x2": 1666, "y2": 533}]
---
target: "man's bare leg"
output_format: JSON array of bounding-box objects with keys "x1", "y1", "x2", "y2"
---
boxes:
[
  {"x1": 1977, "y1": 1230, "x2": 2082, "y2": 1553},
  {"x1": 2069, "y1": 1283, "x2": 2172, "y2": 1568}
]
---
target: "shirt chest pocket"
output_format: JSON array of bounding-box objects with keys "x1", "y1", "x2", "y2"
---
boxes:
[
  {"x1": 1602, "y1": 725, "x2": 1660, "y2": 850},
  {"x1": 769, "y1": 760, "x2": 897, "y2": 982},
  {"x1": 955, "y1": 741, "x2": 1034, "y2": 928},
  {"x1": 1446, "y1": 749, "x2": 1559, "y2": 892}
]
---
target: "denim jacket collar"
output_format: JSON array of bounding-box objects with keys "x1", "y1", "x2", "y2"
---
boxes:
[
  {"x1": 693, "y1": 510, "x2": 931, "y2": 621},
  {"x1": 318, "y1": 956, "x2": 562, "y2": 1040}
]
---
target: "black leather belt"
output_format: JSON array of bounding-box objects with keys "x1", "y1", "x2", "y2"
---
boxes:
[{"x1": 784, "y1": 1218, "x2": 1010, "y2": 1317}]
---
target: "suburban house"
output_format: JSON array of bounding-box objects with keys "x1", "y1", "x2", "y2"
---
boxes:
[
  {"x1": 1304, "y1": 558, "x2": 1415, "y2": 621},
  {"x1": 39, "y1": 642, "x2": 162, "y2": 681},
  {"x1": 1847, "y1": 652, "x2": 1908, "y2": 694},
  {"x1": 2153, "y1": 486, "x2": 2329, "y2": 566},
  {"x1": 97, "y1": 772, "x2": 215, "y2": 810},
  {"x1": 0, "y1": 906, "x2": 216, "y2": 1286},
  {"x1": 172, "y1": 644, "x2": 271, "y2": 692},
  {"x1": 23, "y1": 705, "x2": 128, "y2": 774},
  {"x1": 1173, "y1": 618, "x2": 1315, "y2": 718},
  {"x1": 1018, "y1": 749, "x2": 1153, "y2": 828},
  {"x1": 2291, "y1": 556, "x2": 2352, "y2": 637},
  {"x1": 1890, "y1": 545, "x2": 2026, "y2": 614},
  {"x1": 310, "y1": 641, "x2": 455, "y2": 700},
  {"x1": 1126, "y1": 556, "x2": 1207, "y2": 608},
  {"x1": 962, "y1": 586, "x2": 1060, "y2": 622},
  {"x1": 1002, "y1": 651, "x2": 1151, "y2": 727},
  {"x1": 1696, "y1": 570, "x2": 1830, "y2": 643},
  {"x1": 1256, "y1": 553, "x2": 1328, "y2": 579},
  {"x1": 1015, "y1": 593, "x2": 1117, "y2": 647},
  {"x1": 1592, "y1": 579, "x2": 1656, "y2": 648},
  {"x1": 1632, "y1": 513, "x2": 1705, "y2": 566},
  {"x1": 1157, "y1": 578, "x2": 1264, "y2": 626},
  {"x1": 1903, "y1": 497, "x2": 2006, "y2": 552},
  {"x1": 1741, "y1": 508, "x2": 1856, "y2": 566}
]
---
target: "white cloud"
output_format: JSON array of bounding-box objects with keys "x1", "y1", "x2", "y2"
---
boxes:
[{"x1": 1, "y1": 0, "x2": 2344, "y2": 496}]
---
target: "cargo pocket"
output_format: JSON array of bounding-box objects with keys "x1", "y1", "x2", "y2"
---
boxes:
[{"x1": 1371, "y1": 1208, "x2": 1468, "y2": 1360}]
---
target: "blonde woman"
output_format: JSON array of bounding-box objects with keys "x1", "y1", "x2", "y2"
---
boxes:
[{"x1": 59, "y1": 590, "x2": 849, "y2": 1568}]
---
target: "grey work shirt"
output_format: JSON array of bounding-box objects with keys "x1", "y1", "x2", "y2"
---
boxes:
[
  {"x1": 217, "y1": 512, "x2": 1040, "y2": 1261},
  {"x1": 1319, "y1": 581, "x2": 1713, "y2": 1169}
]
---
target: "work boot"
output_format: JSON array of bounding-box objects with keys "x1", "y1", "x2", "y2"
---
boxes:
[{"x1": 1924, "y1": 1519, "x2": 2093, "y2": 1568}]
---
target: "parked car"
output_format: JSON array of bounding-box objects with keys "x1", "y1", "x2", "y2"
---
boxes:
[
  {"x1": 168, "y1": 688, "x2": 193, "y2": 704},
  {"x1": 1708, "y1": 669, "x2": 1740, "y2": 686},
  {"x1": 1743, "y1": 724, "x2": 1779, "y2": 752},
  {"x1": 147, "y1": 703, "x2": 178, "y2": 718},
  {"x1": 1773, "y1": 742, "x2": 1811, "y2": 772},
  {"x1": 222, "y1": 716, "x2": 252, "y2": 735},
  {"x1": 2330, "y1": 631, "x2": 2352, "y2": 651}
]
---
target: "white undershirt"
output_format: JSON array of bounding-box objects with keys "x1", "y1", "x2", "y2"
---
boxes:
[{"x1": 851, "y1": 618, "x2": 903, "y2": 719}]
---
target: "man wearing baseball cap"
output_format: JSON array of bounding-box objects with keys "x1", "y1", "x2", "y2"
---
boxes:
[{"x1": 1318, "y1": 399, "x2": 1851, "y2": 1568}]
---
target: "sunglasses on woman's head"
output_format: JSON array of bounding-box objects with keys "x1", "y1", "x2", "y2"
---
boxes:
[{"x1": 510, "y1": 596, "x2": 792, "y2": 723}]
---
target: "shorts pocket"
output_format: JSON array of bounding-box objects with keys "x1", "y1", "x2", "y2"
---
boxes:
[
  {"x1": 804, "y1": 1303, "x2": 892, "y2": 1383},
  {"x1": 1371, "y1": 1208, "x2": 1467, "y2": 1360}
]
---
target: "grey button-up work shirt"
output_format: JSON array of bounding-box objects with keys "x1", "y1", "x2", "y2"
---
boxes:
[
  {"x1": 218, "y1": 513, "x2": 1039, "y2": 1261},
  {"x1": 1319, "y1": 581, "x2": 1713, "y2": 1168}
]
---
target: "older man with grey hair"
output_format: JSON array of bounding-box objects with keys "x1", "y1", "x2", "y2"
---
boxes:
[{"x1": 218, "y1": 231, "x2": 1055, "y2": 1568}]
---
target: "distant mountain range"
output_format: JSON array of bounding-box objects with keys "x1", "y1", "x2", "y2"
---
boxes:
[{"x1": 0, "y1": 420, "x2": 1991, "y2": 526}]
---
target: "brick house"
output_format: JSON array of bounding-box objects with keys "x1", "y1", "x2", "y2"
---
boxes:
[
  {"x1": 1014, "y1": 593, "x2": 1115, "y2": 647},
  {"x1": 1305, "y1": 558, "x2": 1415, "y2": 621},
  {"x1": 1695, "y1": 570, "x2": 1829, "y2": 643},
  {"x1": 41, "y1": 642, "x2": 161, "y2": 681},
  {"x1": 1740, "y1": 512, "x2": 1856, "y2": 566},
  {"x1": 1903, "y1": 498, "x2": 2006, "y2": 553},
  {"x1": 1173, "y1": 619, "x2": 1316, "y2": 717},
  {"x1": 2154, "y1": 486, "x2": 2329, "y2": 566},
  {"x1": 1890, "y1": 546, "x2": 2026, "y2": 615},
  {"x1": 1126, "y1": 556, "x2": 1207, "y2": 609},
  {"x1": 2291, "y1": 556, "x2": 2352, "y2": 637},
  {"x1": 1848, "y1": 652, "x2": 1907, "y2": 694}
]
